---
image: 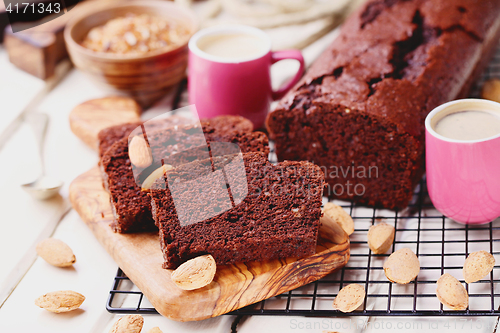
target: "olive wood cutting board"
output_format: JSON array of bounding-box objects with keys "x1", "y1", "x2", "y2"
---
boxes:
[{"x1": 69, "y1": 167, "x2": 350, "y2": 321}]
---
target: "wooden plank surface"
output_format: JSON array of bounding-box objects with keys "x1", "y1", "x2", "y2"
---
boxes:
[{"x1": 69, "y1": 167, "x2": 350, "y2": 322}]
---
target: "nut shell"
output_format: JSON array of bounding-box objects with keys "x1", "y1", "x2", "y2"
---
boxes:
[
  {"x1": 171, "y1": 254, "x2": 217, "y2": 290},
  {"x1": 319, "y1": 213, "x2": 349, "y2": 245},
  {"x1": 36, "y1": 238, "x2": 76, "y2": 267},
  {"x1": 367, "y1": 222, "x2": 395, "y2": 254},
  {"x1": 323, "y1": 203, "x2": 354, "y2": 235},
  {"x1": 463, "y1": 250, "x2": 495, "y2": 283},
  {"x1": 383, "y1": 248, "x2": 420, "y2": 284},
  {"x1": 436, "y1": 273, "x2": 468, "y2": 310},
  {"x1": 141, "y1": 164, "x2": 173, "y2": 191},
  {"x1": 129, "y1": 135, "x2": 153, "y2": 168},
  {"x1": 147, "y1": 328, "x2": 163, "y2": 333},
  {"x1": 109, "y1": 314, "x2": 144, "y2": 333},
  {"x1": 148, "y1": 327, "x2": 163, "y2": 333},
  {"x1": 35, "y1": 290, "x2": 85, "y2": 313},
  {"x1": 333, "y1": 284, "x2": 365, "y2": 313}
]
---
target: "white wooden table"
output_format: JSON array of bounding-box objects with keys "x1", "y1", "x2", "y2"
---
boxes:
[{"x1": 0, "y1": 26, "x2": 499, "y2": 333}]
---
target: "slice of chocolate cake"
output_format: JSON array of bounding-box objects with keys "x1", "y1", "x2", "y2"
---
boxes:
[
  {"x1": 97, "y1": 115, "x2": 253, "y2": 157},
  {"x1": 149, "y1": 152, "x2": 325, "y2": 269},
  {"x1": 100, "y1": 117, "x2": 269, "y2": 233},
  {"x1": 97, "y1": 116, "x2": 194, "y2": 157}
]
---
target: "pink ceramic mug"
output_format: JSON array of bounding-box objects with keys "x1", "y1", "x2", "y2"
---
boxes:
[
  {"x1": 425, "y1": 99, "x2": 500, "y2": 224},
  {"x1": 188, "y1": 25, "x2": 305, "y2": 129}
]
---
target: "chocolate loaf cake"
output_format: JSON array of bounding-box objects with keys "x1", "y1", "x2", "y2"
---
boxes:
[
  {"x1": 100, "y1": 117, "x2": 269, "y2": 233},
  {"x1": 149, "y1": 152, "x2": 324, "y2": 269},
  {"x1": 266, "y1": 0, "x2": 500, "y2": 209}
]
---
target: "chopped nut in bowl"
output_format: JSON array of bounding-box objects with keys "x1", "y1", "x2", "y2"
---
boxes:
[
  {"x1": 81, "y1": 14, "x2": 191, "y2": 56},
  {"x1": 64, "y1": 1, "x2": 198, "y2": 107}
]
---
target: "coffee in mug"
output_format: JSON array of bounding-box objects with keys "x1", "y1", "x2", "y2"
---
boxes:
[
  {"x1": 434, "y1": 110, "x2": 500, "y2": 141},
  {"x1": 196, "y1": 33, "x2": 267, "y2": 59},
  {"x1": 188, "y1": 25, "x2": 305, "y2": 129},
  {"x1": 425, "y1": 99, "x2": 500, "y2": 224}
]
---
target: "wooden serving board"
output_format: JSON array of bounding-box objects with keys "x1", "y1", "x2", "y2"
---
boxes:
[
  {"x1": 68, "y1": 96, "x2": 142, "y2": 150},
  {"x1": 69, "y1": 167, "x2": 350, "y2": 322}
]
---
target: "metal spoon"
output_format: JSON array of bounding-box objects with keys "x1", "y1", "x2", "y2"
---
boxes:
[{"x1": 21, "y1": 113, "x2": 63, "y2": 200}]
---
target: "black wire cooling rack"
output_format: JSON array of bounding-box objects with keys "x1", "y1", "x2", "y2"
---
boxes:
[
  {"x1": 106, "y1": 46, "x2": 500, "y2": 317},
  {"x1": 106, "y1": 179, "x2": 500, "y2": 317}
]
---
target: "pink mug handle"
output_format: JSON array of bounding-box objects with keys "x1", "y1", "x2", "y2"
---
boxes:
[{"x1": 271, "y1": 50, "x2": 305, "y2": 100}]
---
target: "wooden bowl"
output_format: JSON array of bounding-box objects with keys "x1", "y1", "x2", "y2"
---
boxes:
[{"x1": 64, "y1": 1, "x2": 198, "y2": 107}]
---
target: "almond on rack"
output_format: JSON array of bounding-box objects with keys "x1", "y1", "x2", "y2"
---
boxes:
[
  {"x1": 36, "y1": 238, "x2": 76, "y2": 267},
  {"x1": 436, "y1": 273, "x2": 469, "y2": 310},
  {"x1": 319, "y1": 212, "x2": 349, "y2": 245},
  {"x1": 333, "y1": 284, "x2": 365, "y2": 313},
  {"x1": 322, "y1": 202, "x2": 354, "y2": 235},
  {"x1": 367, "y1": 222, "x2": 395, "y2": 254},
  {"x1": 35, "y1": 290, "x2": 85, "y2": 313},
  {"x1": 383, "y1": 248, "x2": 420, "y2": 284},
  {"x1": 109, "y1": 314, "x2": 144, "y2": 333},
  {"x1": 171, "y1": 255, "x2": 217, "y2": 290},
  {"x1": 129, "y1": 135, "x2": 153, "y2": 168},
  {"x1": 463, "y1": 250, "x2": 495, "y2": 283}
]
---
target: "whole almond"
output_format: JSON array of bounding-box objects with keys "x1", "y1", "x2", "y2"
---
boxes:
[
  {"x1": 463, "y1": 250, "x2": 495, "y2": 283},
  {"x1": 147, "y1": 328, "x2": 163, "y2": 333},
  {"x1": 323, "y1": 203, "x2": 354, "y2": 235},
  {"x1": 171, "y1": 254, "x2": 216, "y2": 290},
  {"x1": 367, "y1": 222, "x2": 395, "y2": 254},
  {"x1": 109, "y1": 314, "x2": 144, "y2": 333},
  {"x1": 481, "y1": 78, "x2": 500, "y2": 103},
  {"x1": 333, "y1": 284, "x2": 365, "y2": 313},
  {"x1": 383, "y1": 248, "x2": 420, "y2": 284},
  {"x1": 319, "y1": 213, "x2": 348, "y2": 245},
  {"x1": 35, "y1": 290, "x2": 85, "y2": 313},
  {"x1": 129, "y1": 135, "x2": 153, "y2": 168},
  {"x1": 436, "y1": 273, "x2": 468, "y2": 310},
  {"x1": 36, "y1": 238, "x2": 76, "y2": 267}
]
